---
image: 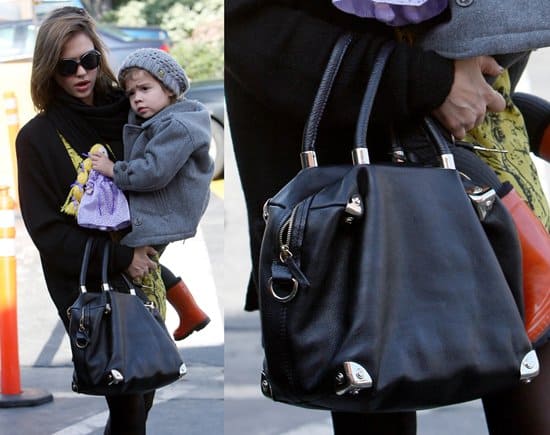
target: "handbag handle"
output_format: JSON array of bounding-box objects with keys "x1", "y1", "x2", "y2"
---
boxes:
[
  {"x1": 301, "y1": 34, "x2": 456, "y2": 170},
  {"x1": 79, "y1": 237, "x2": 93, "y2": 294},
  {"x1": 301, "y1": 33, "x2": 354, "y2": 168},
  {"x1": 79, "y1": 238, "x2": 136, "y2": 295}
]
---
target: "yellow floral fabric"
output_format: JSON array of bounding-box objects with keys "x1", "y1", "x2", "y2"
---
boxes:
[
  {"x1": 394, "y1": 28, "x2": 550, "y2": 230},
  {"x1": 133, "y1": 253, "x2": 167, "y2": 320},
  {"x1": 465, "y1": 70, "x2": 550, "y2": 231}
]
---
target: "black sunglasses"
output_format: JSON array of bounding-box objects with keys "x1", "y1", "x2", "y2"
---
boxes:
[{"x1": 57, "y1": 50, "x2": 101, "y2": 77}]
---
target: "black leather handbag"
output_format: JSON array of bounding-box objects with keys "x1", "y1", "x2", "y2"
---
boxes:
[
  {"x1": 258, "y1": 34, "x2": 540, "y2": 413},
  {"x1": 68, "y1": 238, "x2": 186, "y2": 395}
]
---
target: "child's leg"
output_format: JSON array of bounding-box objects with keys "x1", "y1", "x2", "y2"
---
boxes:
[{"x1": 160, "y1": 264, "x2": 211, "y2": 341}]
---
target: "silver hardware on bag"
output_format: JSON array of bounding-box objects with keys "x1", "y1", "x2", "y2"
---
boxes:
[
  {"x1": 352, "y1": 148, "x2": 370, "y2": 165},
  {"x1": 179, "y1": 363, "x2": 188, "y2": 377},
  {"x1": 520, "y1": 350, "x2": 540, "y2": 383},
  {"x1": 344, "y1": 194, "x2": 364, "y2": 224},
  {"x1": 440, "y1": 153, "x2": 456, "y2": 170},
  {"x1": 392, "y1": 149, "x2": 406, "y2": 163},
  {"x1": 262, "y1": 199, "x2": 270, "y2": 222},
  {"x1": 260, "y1": 371, "x2": 273, "y2": 398},
  {"x1": 144, "y1": 301, "x2": 156, "y2": 312},
  {"x1": 279, "y1": 244, "x2": 293, "y2": 263},
  {"x1": 335, "y1": 361, "x2": 373, "y2": 395},
  {"x1": 268, "y1": 277, "x2": 299, "y2": 303},
  {"x1": 467, "y1": 186, "x2": 496, "y2": 221},
  {"x1": 471, "y1": 145, "x2": 508, "y2": 154},
  {"x1": 108, "y1": 369, "x2": 124, "y2": 385},
  {"x1": 301, "y1": 151, "x2": 318, "y2": 169}
]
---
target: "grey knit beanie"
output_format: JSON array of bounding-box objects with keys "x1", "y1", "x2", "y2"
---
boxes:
[{"x1": 118, "y1": 48, "x2": 189, "y2": 97}]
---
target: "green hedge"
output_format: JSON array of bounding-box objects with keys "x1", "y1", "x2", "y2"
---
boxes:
[{"x1": 102, "y1": 0, "x2": 223, "y2": 81}]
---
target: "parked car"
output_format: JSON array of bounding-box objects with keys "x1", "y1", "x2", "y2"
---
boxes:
[
  {"x1": 0, "y1": 20, "x2": 169, "y2": 67},
  {"x1": 0, "y1": 18, "x2": 224, "y2": 179},
  {"x1": 115, "y1": 26, "x2": 171, "y2": 46},
  {"x1": 96, "y1": 24, "x2": 171, "y2": 72},
  {"x1": 34, "y1": 0, "x2": 86, "y2": 20},
  {"x1": 0, "y1": 20, "x2": 37, "y2": 62}
]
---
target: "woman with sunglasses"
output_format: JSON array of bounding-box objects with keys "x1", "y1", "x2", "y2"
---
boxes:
[{"x1": 15, "y1": 7, "x2": 158, "y2": 434}]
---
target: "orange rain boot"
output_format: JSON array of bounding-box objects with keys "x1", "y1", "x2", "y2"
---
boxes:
[
  {"x1": 501, "y1": 188, "x2": 550, "y2": 344},
  {"x1": 167, "y1": 280, "x2": 211, "y2": 341}
]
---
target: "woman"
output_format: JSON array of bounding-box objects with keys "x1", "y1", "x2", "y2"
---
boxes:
[
  {"x1": 226, "y1": 1, "x2": 549, "y2": 434},
  {"x1": 16, "y1": 7, "x2": 158, "y2": 434}
]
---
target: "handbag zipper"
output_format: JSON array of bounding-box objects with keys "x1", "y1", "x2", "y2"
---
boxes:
[
  {"x1": 270, "y1": 201, "x2": 310, "y2": 303},
  {"x1": 278, "y1": 205, "x2": 298, "y2": 261}
]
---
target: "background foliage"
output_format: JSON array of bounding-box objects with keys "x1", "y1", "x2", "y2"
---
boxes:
[{"x1": 96, "y1": 0, "x2": 223, "y2": 81}]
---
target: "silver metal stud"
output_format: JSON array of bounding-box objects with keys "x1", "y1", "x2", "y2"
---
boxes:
[
  {"x1": 335, "y1": 361, "x2": 373, "y2": 395},
  {"x1": 520, "y1": 350, "x2": 540, "y2": 383}
]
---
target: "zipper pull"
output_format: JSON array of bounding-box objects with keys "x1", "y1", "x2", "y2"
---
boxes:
[{"x1": 344, "y1": 194, "x2": 364, "y2": 224}]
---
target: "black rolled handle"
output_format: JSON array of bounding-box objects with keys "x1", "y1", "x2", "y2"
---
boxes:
[{"x1": 302, "y1": 33, "x2": 354, "y2": 153}]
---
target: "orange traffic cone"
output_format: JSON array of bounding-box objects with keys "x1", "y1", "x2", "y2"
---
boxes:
[{"x1": 0, "y1": 186, "x2": 53, "y2": 407}]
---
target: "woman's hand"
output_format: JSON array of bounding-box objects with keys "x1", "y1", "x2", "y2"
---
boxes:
[
  {"x1": 126, "y1": 246, "x2": 158, "y2": 280},
  {"x1": 91, "y1": 152, "x2": 115, "y2": 178},
  {"x1": 432, "y1": 56, "x2": 507, "y2": 139}
]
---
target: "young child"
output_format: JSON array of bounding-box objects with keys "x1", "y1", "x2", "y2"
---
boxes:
[{"x1": 91, "y1": 48, "x2": 213, "y2": 341}]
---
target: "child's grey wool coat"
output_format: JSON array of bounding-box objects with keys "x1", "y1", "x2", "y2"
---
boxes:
[{"x1": 113, "y1": 98, "x2": 213, "y2": 247}]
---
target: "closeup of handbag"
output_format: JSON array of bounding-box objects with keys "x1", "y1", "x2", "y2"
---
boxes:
[
  {"x1": 258, "y1": 33, "x2": 539, "y2": 413},
  {"x1": 68, "y1": 238, "x2": 186, "y2": 395}
]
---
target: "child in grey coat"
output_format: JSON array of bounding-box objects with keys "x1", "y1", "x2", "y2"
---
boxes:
[{"x1": 92, "y1": 48, "x2": 213, "y2": 340}]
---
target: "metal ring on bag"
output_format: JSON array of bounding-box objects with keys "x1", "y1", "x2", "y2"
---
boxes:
[{"x1": 268, "y1": 277, "x2": 299, "y2": 303}]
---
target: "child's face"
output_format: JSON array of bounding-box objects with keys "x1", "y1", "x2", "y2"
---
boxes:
[{"x1": 124, "y1": 69, "x2": 174, "y2": 119}]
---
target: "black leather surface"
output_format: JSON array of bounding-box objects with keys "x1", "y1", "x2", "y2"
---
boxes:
[
  {"x1": 257, "y1": 33, "x2": 532, "y2": 412},
  {"x1": 68, "y1": 239, "x2": 184, "y2": 395},
  {"x1": 259, "y1": 163, "x2": 532, "y2": 412}
]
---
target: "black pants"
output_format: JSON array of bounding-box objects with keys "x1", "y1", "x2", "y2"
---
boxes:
[
  {"x1": 104, "y1": 391, "x2": 155, "y2": 435},
  {"x1": 155, "y1": 243, "x2": 182, "y2": 290},
  {"x1": 331, "y1": 342, "x2": 550, "y2": 435},
  {"x1": 160, "y1": 264, "x2": 181, "y2": 290}
]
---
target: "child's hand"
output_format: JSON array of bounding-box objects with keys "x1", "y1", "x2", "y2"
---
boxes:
[{"x1": 91, "y1": 153, "x2": 115, "y2": 178}]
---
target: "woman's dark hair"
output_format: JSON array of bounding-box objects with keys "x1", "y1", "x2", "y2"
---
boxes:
[{"x1": 31, "y1": 7, "x2": 119, "y2": 110}]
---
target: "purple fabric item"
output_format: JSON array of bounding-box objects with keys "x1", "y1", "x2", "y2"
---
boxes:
[
  {"x1": 332, "y1": 0, "x2": 448, "y2": 26},
  {"x1": 77, "y1": 170, "x2": 131, "y2": 231}
]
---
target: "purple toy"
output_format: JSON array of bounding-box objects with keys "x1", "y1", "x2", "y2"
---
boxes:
[
  {"x1": 77, "y1": 169, "x2": 131, "y2": 231},
  {"x1": 332, "y1": 0, "x2": 448, "y2": 26}
]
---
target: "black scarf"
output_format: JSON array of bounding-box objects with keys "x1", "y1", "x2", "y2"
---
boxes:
[{"x1": 47, "y1": 89, "x2": 130, "y2": 160}]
